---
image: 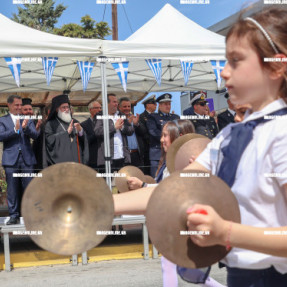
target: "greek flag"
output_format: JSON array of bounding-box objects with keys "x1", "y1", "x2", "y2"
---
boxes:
[
  {"x1": 180, "y1": 60, "x2": 193, "y2": 86},
  {"x1": 211, "y1": 60, "x2": 226, "y2": 88},
  {"x1": 77, "y1": 61, "x2": 95, "y2": 91},
  {"x1": 4, "y1": 57, "x2": 22, "y2": 87},
  {"x1": 146, "y1": 59, "x2": 162, "y2": 86},
  {"x1": 42, "y1": 57, "x2": 58, "y2": 86},
  {"x1": 111, "y1": 61, "x2": 129, "y2": 92}
]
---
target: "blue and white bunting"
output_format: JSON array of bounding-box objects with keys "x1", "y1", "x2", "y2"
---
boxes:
[
  {"x1": 111, "y1": 61, "x2": 129, "y2": 92},
  {"x1": 42, "y1": 57, "x2": 58, "y2": 86},
  {"x1": 210, "y1": 60, "x2": 226, "y2": 88},
  {"x1": 77, "y1": 61, "x2": 95, "y2": 92},
  {"x1": 4, "y1": 57, "x2": 22, "y2": 87},
  {"x1": 180, "y1": 60, "x2": 193, "y2": 86},
  {"x1": 146, "y1": 59, "x2": 162, "y2": 86}
]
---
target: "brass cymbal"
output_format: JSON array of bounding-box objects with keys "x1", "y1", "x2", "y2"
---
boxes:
[
  {"x1": 166, "y1": 133, "x2": 207, "y2": 173},
  {"x1": 146, "y1": 170, "x2": 241, "y2": 268},
  {"x1": 174, "y1": 138, "x2": 211, "y2": 171},
  {"x1": 21, "y1": 162, "x2": 114, "y2": 256},
  {"x1": 115, "y1": 166, "x2": 145, "y2": 193},
  {"x1": 144, "y1": 175, "x2": 156, "y2": 184}
]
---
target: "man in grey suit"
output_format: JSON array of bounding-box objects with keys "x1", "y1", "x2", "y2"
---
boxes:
[
  {"x1": 81, "y1": 101, "x2": 102, "y2": 170},
  {"x1": 0, "y1": 95, "x2": 38, "y2": 224}
]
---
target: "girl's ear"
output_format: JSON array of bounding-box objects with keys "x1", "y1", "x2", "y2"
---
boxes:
[{"x1": 268, "y1": 54, "x2": 287, "y2": 80}]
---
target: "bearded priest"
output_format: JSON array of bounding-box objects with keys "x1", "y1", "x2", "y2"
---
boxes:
[{"x1": 43, "y1": 94, "x2": 89, "y2": 167}]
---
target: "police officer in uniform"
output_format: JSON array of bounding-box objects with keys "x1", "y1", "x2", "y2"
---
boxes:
[
  {"x1": 217, "y1": 93, "x2": 235, "y2": 131},
  {"x1": 183, "y1": 91, "x2": 218, "y2": 139},
  {"x1": 139, "y1": 95, "x2": 157, "y2": 175},
  {"x1": 146, "y1": 93, "x2": 179, "y2": 177}
]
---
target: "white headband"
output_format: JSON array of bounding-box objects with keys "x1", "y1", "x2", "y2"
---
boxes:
[{"x1": 245, "y1": 17, "x2": 279, "y2": 54}]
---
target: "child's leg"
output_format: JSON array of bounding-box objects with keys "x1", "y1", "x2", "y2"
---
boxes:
[{"x1": 161, "y1": 256, "x2": 178, "y2": 287}]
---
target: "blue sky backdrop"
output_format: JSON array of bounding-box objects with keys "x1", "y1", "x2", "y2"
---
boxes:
[{"x1": 0, "y1": 0, "x2": 256, "y2": 114}]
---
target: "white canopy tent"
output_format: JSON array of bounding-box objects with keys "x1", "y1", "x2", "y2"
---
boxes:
[
  {"x1": 0, "y1": 4, "x2": 226, "y2": 106},
  {"x1": 0, "y1": 4, "x2": 226, "y2": 187}
]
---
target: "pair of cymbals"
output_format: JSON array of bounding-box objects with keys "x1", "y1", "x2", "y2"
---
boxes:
[
  {"x1": 22, "y1": 163, "x2": 114, "y2": 256},
  {"x1": 146, "y1": 170, "x2": 241, "y2": 268},
  {"x1": 115, "y1": 166, "x2": 155, "y2": 193},
  {"x1": 22, "y1": 163, "x2": 241, "y2": 269},
  {"x1": 166, "y1": 133, "x2": 210, "y2": 173}
]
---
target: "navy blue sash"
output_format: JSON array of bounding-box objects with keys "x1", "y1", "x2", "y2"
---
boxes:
[
  {"x1": 218, "y1": 107, "x2": 287, "y2": 187},
  {"x1": 155, "y1": 161, "x2": 166, "y2": 183}
]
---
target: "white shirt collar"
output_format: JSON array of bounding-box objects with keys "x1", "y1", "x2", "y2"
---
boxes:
[
  {"x1": 243, "y1": 98, "x2": 287, "y2": 122},
  {"x1": 228, "y1": 108, "x2": 236, "y2": 116},
  {"x1": 9, "y1": 112, "x2": 19, "y2": 125},
  {"x1": 194, "y1": 111, "x2": 205, "y2": 116}
]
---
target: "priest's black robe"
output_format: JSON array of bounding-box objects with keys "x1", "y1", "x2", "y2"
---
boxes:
[{"x1": 43, "y1": 117, "x2": 89, "y2": 167}]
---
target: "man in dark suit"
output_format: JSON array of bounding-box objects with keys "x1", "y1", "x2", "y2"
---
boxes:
[
  {"x1": 217, "y1": 93, "x2": 235, "y2": 131},
  {"x1": 139, "y1": 95, "x2": 157, "y2": 175},
  {"x1": 0, "y1": 95, "x2": 38, "y2": 224},
  {"x1": 81, "y1": 101, "x2": 102, "y2": 170},
  {"x1": 147, "y1": 93, "x2": 180, "y2": 177},
  {"x1": 118, "y1": 97, "x2": 145, "y2": 171}
]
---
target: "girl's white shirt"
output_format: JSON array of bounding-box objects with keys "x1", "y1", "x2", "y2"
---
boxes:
[
  {"x1": 147, "y1": 167, "x2": 170, "y2": 187},
  {"x1": 196, "y1": 98, "x2": 287, "y2": 274}
]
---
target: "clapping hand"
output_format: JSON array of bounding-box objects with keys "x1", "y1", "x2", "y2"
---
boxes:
[
  {"x1": 15, "y1": 119, "x2": 20, "y2": 132},
  {"x1": 115, "y1": 118, "x2": 124, "y2": 130},
  {"x1": 22, "y1": 119, "x2": 29, "y2": 129},
  {"x1": 67, "y1": 120, "x2": 74, "y2": 134}
]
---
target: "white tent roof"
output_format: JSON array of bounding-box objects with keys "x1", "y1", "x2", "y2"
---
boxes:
[
  {"x1": 126, "y1": 3, "x2": 224, "y2": 46},
  {"x1": 0, "y1": 4, "x2": 226, "y2": 106},
  {"x1": 0, "y1": 13, "x2": 103, "y2": 57}
]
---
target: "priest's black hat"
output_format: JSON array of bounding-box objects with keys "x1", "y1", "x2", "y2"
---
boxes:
[
  {"x1": 22, "y1": 98, "x2": 32, "y2": 106},
  {"x1": 52, "y1": 94, "x2": 70, "y2": 108},
  {"x1": 47, "y1": 94, "x2": 70, "y2": 121}
]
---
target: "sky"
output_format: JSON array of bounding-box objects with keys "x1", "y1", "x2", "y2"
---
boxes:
[
  {"x1": 1, "y1": 0, "x2": 256, "y2": 40},
  {"x1": 0, "y1": 0, "x2": 258, "y2": 114}
]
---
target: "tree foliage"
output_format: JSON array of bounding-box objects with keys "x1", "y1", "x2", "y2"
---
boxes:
[
  {"x1": 54, "y1": 15, "x2": 111, "y2": 39},
  {"x1": 12, "y1": 0, "x2": 66, "y2": 32},
  {"x1": 12, "y1": 0, "x2": 111, "y2": 39}
]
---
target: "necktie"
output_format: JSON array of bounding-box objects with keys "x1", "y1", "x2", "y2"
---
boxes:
[
  {"x1": 156, "y1": 161, "x2": 166, "y2": 183},
  {"x1": 218, "y1": 108, "x2": 287, "y2": 187}
]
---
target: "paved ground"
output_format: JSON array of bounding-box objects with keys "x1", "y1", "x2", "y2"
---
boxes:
[
  {"x1": 0, "y1": 225, "x2": 227, "y2": 286},
  {"x1": 0, "y1": 258, "x2": 227, "y2": 287}
]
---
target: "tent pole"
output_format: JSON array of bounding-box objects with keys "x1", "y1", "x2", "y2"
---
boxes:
[{"x1": 100, "y1": 57, "x2": 112, "y2": 190}]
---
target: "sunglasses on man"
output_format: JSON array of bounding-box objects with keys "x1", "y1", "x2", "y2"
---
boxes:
[{"x1": 198, "y1": 102, "x2": 207, "y2": 107}]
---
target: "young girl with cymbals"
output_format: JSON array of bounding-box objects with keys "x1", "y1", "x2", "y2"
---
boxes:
[
  {"x1": 185, "y1": 7, "x2": 287, "y2": 287},
  {"x1": 119, "y1": 120, "x2": 224, "y2": 287}
]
